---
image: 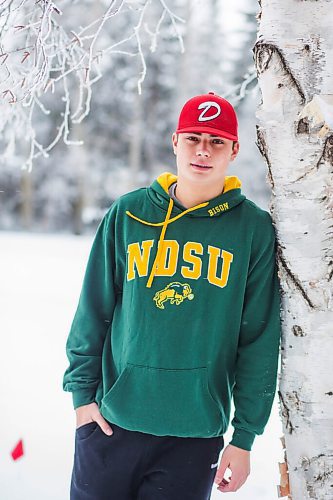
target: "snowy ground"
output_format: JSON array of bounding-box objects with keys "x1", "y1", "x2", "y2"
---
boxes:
[{"x1": 0, "y1": 231, "x2": 285, "y2": 500}]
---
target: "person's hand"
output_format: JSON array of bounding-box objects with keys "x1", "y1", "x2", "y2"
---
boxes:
[
  {"x1": 214, "y1": 444, "x2": 250, "y2": 493},
  {"x1": 75, "y1": 402, "x2": 113, "y2": 436}
]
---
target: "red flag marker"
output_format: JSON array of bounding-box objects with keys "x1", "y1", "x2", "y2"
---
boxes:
[{"x1": 11, "y1": 439, "x2": 24, "y2": 461}]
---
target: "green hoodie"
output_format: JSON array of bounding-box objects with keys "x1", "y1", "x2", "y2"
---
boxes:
[{"x1": 63, "y1": 172, "x2": 281, "y2": 451}]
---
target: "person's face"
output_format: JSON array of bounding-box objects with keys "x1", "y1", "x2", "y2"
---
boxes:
[{"x1": 172, "y1": 132, "x2": 239, "y2": 187}]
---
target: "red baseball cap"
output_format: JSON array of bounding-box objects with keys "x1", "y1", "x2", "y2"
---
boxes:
[{"x1": 176, "y1": 92, "x2": 238, "y2": 141}]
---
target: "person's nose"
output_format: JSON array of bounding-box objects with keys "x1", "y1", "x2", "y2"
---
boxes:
[{"x1": 196, "y1": 142, "x2": 210, "y2": 158}]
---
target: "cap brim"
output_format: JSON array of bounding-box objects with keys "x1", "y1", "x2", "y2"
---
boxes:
[{"x1": 175, "y1": 126, "x2": 238, "y2": 141}]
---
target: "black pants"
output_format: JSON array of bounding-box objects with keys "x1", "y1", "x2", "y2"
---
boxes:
[{"x1": 70, "y1": 420, "x2": 224, "y2": 500}]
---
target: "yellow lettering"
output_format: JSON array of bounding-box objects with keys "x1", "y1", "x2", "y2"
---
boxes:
[
  {"x1": 209, "y1": 202, "x2": 229, "y2": 215},
  {"x1": 127, "y1": 240, "x2": 154, "y2": 281},
  {"x1": 181, "y1": 242, "x2": 203, "y2": 279},
  {"x1": 207, "y1": 246, "x2": 234, "y2": 288},
  {"x1": 127, "y1": 239, "x2": 234, "y2": 286},
  {"x1": 155, "y1": 240, "x2": 179, "y2": 276}
]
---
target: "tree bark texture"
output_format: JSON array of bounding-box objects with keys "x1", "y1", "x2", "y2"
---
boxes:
[{"x1": 254, "y1": 1, "x2": 333, "y2": 499}]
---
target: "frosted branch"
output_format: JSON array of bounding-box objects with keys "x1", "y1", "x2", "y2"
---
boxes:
[
  {"x1": 158, "y1": 0, "x2": 185, "y2": 53},
  {"x1": 0, "y1": 0, "x2": 185, "y2": 169},
  {"x1": 224, "y1": 68, "x2": 258, "y2": 104}
]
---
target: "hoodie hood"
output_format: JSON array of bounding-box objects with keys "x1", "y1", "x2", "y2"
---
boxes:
[
  {"x1": 149, "y1": 172, "x2": 245, "y2": 218},
  {"x1": 126, "y1": 171, "x2": 246, "y2": 288}
]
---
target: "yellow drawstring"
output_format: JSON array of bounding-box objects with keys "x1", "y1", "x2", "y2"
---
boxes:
[
  {"x1": 125, "y1": 173, "x2": 241, "y2": 288},
  {"x1": 125, "y1": 202, "x2": 208, "y2": 227},
  {"x1": 146, "y1": 198, "x2": 174, "y2": 288},
  {"x1": 126, "y1": 198, "x2": 209, "y2": 288}
]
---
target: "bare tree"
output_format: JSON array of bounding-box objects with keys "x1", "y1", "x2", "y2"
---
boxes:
[{"x1": 254, "y1": 1, "x2": 333, "y2": 498}]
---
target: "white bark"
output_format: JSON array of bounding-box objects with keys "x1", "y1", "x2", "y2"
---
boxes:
[{"x1": 255, "y1": 1, "x2": 333, "y2": 499}]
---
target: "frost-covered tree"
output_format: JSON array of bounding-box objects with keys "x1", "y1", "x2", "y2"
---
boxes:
[{"x1": 254, "y1": 1, "x2": 333, "y2": 498}]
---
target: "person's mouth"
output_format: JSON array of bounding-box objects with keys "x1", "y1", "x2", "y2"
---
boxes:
[{"x1": 190, "y1": 163, "x2": 213, "y2": 170}]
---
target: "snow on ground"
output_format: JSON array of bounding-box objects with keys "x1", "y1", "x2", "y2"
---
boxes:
[{"x1": 0, "y1": 231, "x2": 285, "y2": 500}]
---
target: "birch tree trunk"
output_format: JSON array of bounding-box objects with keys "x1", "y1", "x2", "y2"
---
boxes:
[{"x1": 254, "y1": 1, "x2": 333, "y2": 499}]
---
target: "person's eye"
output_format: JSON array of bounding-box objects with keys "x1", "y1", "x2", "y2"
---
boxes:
[
  {"x1": 186, "y1": 136, "x2": 198, "y2": 141},
  {"x1": 213, "y1": 139, "x2": 224, "y2": 144}
]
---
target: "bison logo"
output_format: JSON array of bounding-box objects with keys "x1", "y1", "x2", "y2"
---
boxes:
[{"x1": 153, "y1": 282, "x2": 194, "y2": 310}]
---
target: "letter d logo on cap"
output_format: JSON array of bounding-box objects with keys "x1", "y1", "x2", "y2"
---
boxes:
[
  {"x1": 175, "y1": 93, "x2": 238, "y2": 140},
  {"x1": 197, "y1": 101, "x2": 221, "y2": 122}
]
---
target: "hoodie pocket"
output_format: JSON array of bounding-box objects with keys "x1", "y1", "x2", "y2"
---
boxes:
[{"x1": 101, "y1": 363, "x2": 222, "y2": 436}]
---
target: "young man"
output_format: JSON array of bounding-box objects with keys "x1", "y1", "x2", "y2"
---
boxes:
[{"x1": 63, "y1": 92, "x2": 281, "y2": 499}]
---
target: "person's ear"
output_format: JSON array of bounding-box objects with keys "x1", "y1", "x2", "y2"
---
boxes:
[
  {"x1": 172, "y1": 132, "x2": 178, "y2": 155},
  {"x1": 230, "y1": 141, "x2": 239, "y2": 161}
]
